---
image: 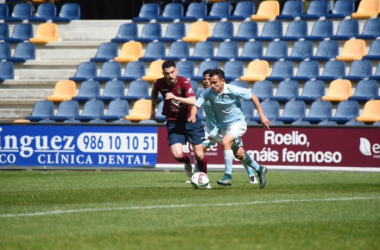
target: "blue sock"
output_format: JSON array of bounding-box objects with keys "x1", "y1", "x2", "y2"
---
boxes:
[
  {"x1": 243, "y1": 164, "x2": 254, "y2": 176},
  {"x1": 241, "y1": 152, "x2": 260, "y2": 172},
  {"x1": 224, "y1": 150, "x2": 234, "y2": 175}
]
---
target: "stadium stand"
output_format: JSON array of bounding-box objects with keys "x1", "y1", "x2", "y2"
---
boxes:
[
  {"x1": 6, "y1": 23, "x2": 33, "y2": 43},
  {"x1": 286, "y1": 40, "x2": 313, "y2": 61},
  {"x1": 132, "y1": 3, "x2": 160, "y2": 22},
  {"x1": 330, "y1": 100, "x2": 360, "y2": 123},
  {"x1": 296, "y1": 80, "x2": 325, "y2": 102},
  {"x1": 97, "y1": 80, "x2": 125, "y2": 101},
  {"x1": 135, "y1": 23, "x2": 162, "y2": 43},
  {"x1": 236, "y1": 41, "x2": 263, "y2": 61},
  {"x1": 25, "y1": 100, "x2": 55, "y2": 121},
  {"x1": 182, "y1": 21, "x2": 210, "y2": 43},
  {"x1": 93, "y1": 61, "x2": 122, "y2": 82},
  {"x1": 139, "y1": 41, "x2": 166, "y2": 61},
  {"x1": 252, "y1": 80, "x2": 273, "y2": 101},
  {"x1": 240, "y1": 60, "x2": 269, "y2": 82},
  {"x1": 30, "y1": 3, "x2": 56, "y2": 22},
  {"x1": 164, "y1": 41, "x2": 190, "y2": 61},
  {"x1": 291, "y1": 60, "x2": 320, "y2": 81},
  {"x1": 364, "y1": 39, "x2": 380, "y2": 60},
  {"x1": 251, "y1": 100, "x2": 280, "y2": 122},
  {"x1": 188, "y1": 41, "x2": 214, "y2": 61},
  {"x1": 72, "y1": 80, "x2": 100, "y2": 101},
  {"x1": 311, "y1": 40, "x2": 339, "y2": 61},
  {"x1": 114, "y1": 41, "x2": 143, "y2": 63},
  {"x1": 159, "y1": 22, "x2": 186, "y2": 42},
  {"x1": 53, "y1": 3, "x2": 80, "y2": 22},
  {"x1": 29, "y1": 23, "x2": 58, "y2": 44},
  {"x1": 303, "y1": 100, "x2": 332, "y2": 123},
  {"x1": 192, "y1": 60, "x2": 219, "y2": 81},
  {"x1": 111, "y1": 23, "x2": 138, "y2": 43},
  {"x1": 123, "y1": 80, "x2": 150, "y2": 101},
  {"x1": 100, "y1": 99, "x2": 129, "y2": 121},
  {"x1": 47, "y1": 80, "x2": 76, "y2": 102},
  {"x1": 266, "y1": 60, "x2": 294, "y2": 81},
  {"x1": 230, "y1": 80, "x2": 248, "y2": 89},
  {"x1": 70, "y1": 61, "x2": 97, "y2": 82},
  {"x1": 331, "y1": 19, "x2": 359, "y2": 40},
  {"x1": 271, "y1": 80, "x2": 299, "y2": 102},
  {"x1": 204, "y1": 1, "x2": 231, "y2": 20},
  {"x1": 0, "y1": 4, "x2": 9, "y2": 20},
  {"x1": 276, "y1": 0, "x2": 303, "y2": 20},
  {"x1": 142, "y1": 60, "x2": 164, "y2": 82},
  {"x1": 51, "y1": 100, "x2": 80, "y2": 121},
  {"x1": 322, "y1": 79, "x2": 352, "y2": 102},
  {"x1": 301, "y1": 0, "x2": 329, "y2": 19},
  {"x1": 256, "y1": 20, "x2": 282, "y2": 41},
  {"x1": 223, "y1": 60, "x2": 244, "y2": 81},
  {"x1": 212, "y1": 41, "x2": 239, "y2": 61},
  {"x1": 124, "y1": 99, "x2": 152, "y2": 122},
  {"x1": 251, "y1": 0, "x2": 280, "y2": 21},
  {"x1": 356, "y1": 100, "x2": 380, "y2": 123},
  {"x1": 180, "y1": 2, "x2": 207, "y2": 21},
  {"x1": 349, "y1": 80, "x2": 379, "y2": 102},
  {"x1": 307, "y1": 20, "x2": 333, "y2": 41},
  {"x1": 157, "y1": 2, "x2": 183, "y2": 22},
  {"x1": 207, "y1": 21, "x2": 234, "y2": 42},
  {"x1": 336, "y1": 39, "x2": 366, "y2": 61},
  {"x1": 351, "y1": 0, "x2": 380, "y2": 19},
  {"x1": 281, "y1": 20, "x2": 308, "y2": 41},
  {"x1": 90, "y1": 42, "x2": 118, "y2": 62},
  {"x1": 261, "y1": 40, "x2": 288, "y2": 61},
  {"x1": 0, "y1": 61, "x2": 14, "y2": 81},
  {"x1": 326, "y1": 0, "x2": 355, "y2": 18},
  {"x1": 227, "y1": 0, "x2": 255, "y2": 20},
  {"x1": 231, "y1": 21, "x2": 258, "y2": 42},
  {"x1": 8, "y1": 42, "x2": 36, "y2": 62},
  {"x1": 357, "y1": 18, "x2": 380, "y2": 39},
  {"x1": 276, "y1": 100, "x2": 306, "y2": 123},
  {"x1": 317, "y1": 60, "x2": 346, "y2": 81},
  {"x1": 344, "y1": 59, "x2": 373, "y2": 80},
  {"x1": 6, "y1": 3, "x2": 33, "y2": 22},
  {"x1": 75, "y1": 99, "x2": 105, "y2": 121},
  {"x1": 176, "y1": 60, "x2": 194, "y2": 80}
]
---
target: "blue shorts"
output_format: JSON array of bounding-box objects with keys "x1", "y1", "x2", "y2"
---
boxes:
[{"x1": 166, "y1": 116, "x2": 205, "y2": 146}]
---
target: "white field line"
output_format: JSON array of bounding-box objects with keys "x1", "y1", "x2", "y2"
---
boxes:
[{"x1": 1, "y1": 196, "x2": 379, "y2": 219}]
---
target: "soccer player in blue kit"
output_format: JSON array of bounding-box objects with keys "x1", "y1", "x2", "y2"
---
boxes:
[{"x1": 189, "y1": 69, "x2": 270, "y2": 188}]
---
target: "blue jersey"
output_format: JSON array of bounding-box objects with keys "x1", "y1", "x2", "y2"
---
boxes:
[
  {"x1": 203, "y1": 100, "x2": 218, "y2": 131},
  {"x1": 195, "y1": 84, "x2": 252, "y2": 130}
]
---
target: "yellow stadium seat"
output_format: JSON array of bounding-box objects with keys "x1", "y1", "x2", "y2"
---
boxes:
[
  {"x1": 125, "y1": 99, "x2": 152, "y2": 122},
  {"x1": 141, "y1": 60, "x2": 165, "y2": 82},
  {"x1": 29, "y1": 23, "x2": 58, "y2": 44},
  {"x1": 336, "y1": 39, "x2": 366, "y2": 62},
  {"x1": 352, "y1": 0, "x2": 380, "y2": 19},
  {"x1": 322, "y1": 79, "x2": 352, "y2": 102},
  {"x1": 251, "y1": 1, "x2": 280, "y2": 21},
  {"x1": 240, "y1": 60, "x2": 269, "y2": 82},
  {"x1": 47, "y1": 80, "x2": 76, "y2": 102},
  {"x1": 356, "y1": 100, "x2": 380, "y2": 122},
  {"x1": 114, "y1": 41, "x2": 143, "y2": 63},
  {"x1": 14, "y1": 119, "x2": 30, "y2": 123},
  {"x1": 182, "y1": 21, "x2": 211, "y2": 43}
]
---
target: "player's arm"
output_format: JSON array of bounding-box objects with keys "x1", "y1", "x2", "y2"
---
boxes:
[
  {"x1": 251, "y1": 94, "x2": 270, "y2": 129},
  {"x1": 150, "y1": 85, "x2": 158, "y2": 120},
  {"x1": 189, "y1": 105, "x2": 199, "y2": 123},
  {"x1": 165, "y1": 93, "x2": 196, "y2": 106}
]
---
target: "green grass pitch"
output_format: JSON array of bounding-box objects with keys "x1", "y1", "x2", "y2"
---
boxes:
[{"x1": 0, "y1": 170, "x2": 379, "y2": 250}]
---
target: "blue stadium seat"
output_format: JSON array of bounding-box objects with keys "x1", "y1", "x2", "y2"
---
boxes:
[
  {"x1": 230, "y1": 80, "x2": 248, "y2": 89},
  {"x1": 190, "y1": 80, "x2": 199, "y2": 96},
  {"x1": 228, "y1": 1, "x2": 255, "y2": 20},
  {"x1": 266, "y1": 60, "x2": 294, "y2": 81},
  {"x1": 94, "y1": 61, "x2": 122, "y2": 82},
  {"x1": 296, "y1": 80, "x2": 325, "y2": 102},
  {"x1": 157, "y1": 3, "x2": 184, "y2": 21},
  {"x1": 344, "y1": 59, "x2": 372, "y2": 81},
  {"x1": 101, "y1": 99, "x2": 129, "y2": 121},
  {"x1": 135, "y1": 23, "x2": 162, "y2": 43},
  {"x1": 159, "y1": 22, "x2": 185, "y2": 42},
  {"x1": 188, "y1": 41, "x2": 214, "y2": 61},
  {"x1": 349, "y1": 79, "x2": 379, "y2": 102},
  {"x1": 0, "y1": 23, "x2": 8, "y2": 40},
  {"x1": 311, "y1": 40, "x2": 339, "y2": 61},
  {"x1": 281, "y1": 20, "x2": 308, "y2": 41},
  {"x1": 317, "y1": 60, "x2": 346, "y2": 81},
  {"x1": 29, "y1": 3, "x2": 56, "y2": 22},
  {"x1": 276, "y1": 100, "x2": 306, "y2": 123},
  {"x1": 231, "y1": 21, "x2": 258, "y2": 42},
  {"x1": 133, "y1": 3, "x2": 160, "y2": 22},
  {"x1": 357, "y1": 19, "x2": 380, "y2": 40},
  {"x1": 111, "y1": 23, "x2": 138, "y2": 43},
  {"x1": 176, "y1": 60, "x2": 194, "y2": 79},
  {"x1": 164, "y1": 41, "x2": 189, "y2": 61},
  {"x1": 318, "y1": 120, "x2": 338, "y2": 126},
  {"x1": 6, "y1": 23, "x2": 33, "y2": 43},
  {"x1": 256, "y1": 21, "x2": 282, "y2": 41},
  {"x1": 345, "y1": 121, "x2": 365, "y2": 126},
  {"x1": 292, "y1": 120, "x2": 311, "y2": 125},
  {"x1": 241, "y1": 100, "x2": 255, "y2": 122},
  {"x1": 270, "y1": 120, "x2": 285, "y2": 125},
  {"x1": 326, "y1": 0, "x2": 354, "y2": 18},
  {"x1": 373, "y1": 121, "x2": 380, "y2": 126},
  {"x1": 277, "y1": 0, "x2": 303, "y2": 19},
  {"x1": 192, "y1": 60, "x2": 219, "y2": 81},
  {"x1": 53, "y1": 3, "x2": 81, "y2": 22},
  {"x1": 155, "y1": 101, "x2": 166, "y2": 122},
  {"x1": 236, "y1": 41, "x2": 263, "y2": 61},
  {"x1": 75, "y1": 99, "x2": 105, "y2": 121},
  {"x1": 90, "y1": 42, "x2": 118, "y2": 62},
  {"x1": 301, "y1": 0, "x2": 329, "y2": 19},
  {"x1": 331, "y1": 19, "x2": 359, "y2": 40},
  {"x1": 122, "y1": 80, "x2": 150, "y2": 101},
  {"x1": 70, "y1": 61, "x2": 97, "y2": 81},
  {"x1": 64, "y1": 119, "x2": 81, "y2": 123},
  {"x1": 292, "y1": 60, "x2": 320, "y2": 81},
  {"x1": 113, "y1": 119, "x2": 132, "y2": 124},
  {"x1": 8, "y1": 42, "x2": 35, "y2": 62},
  {"x1": 370, "y1": 62, "x2": 380, "y2": 80},
  {"x1": 97, "y1": 80, "x2": 125, "y2": 101},
  {"x1": 6, "y1": 3, "x2": 33, "y2": 22},
  {"x1": 252, "y1": 80, "x2": 273, "y2": 101},
  {"x1": 51, "y1": 100, "x2": 80, "y2": 121},
  {"x1": 286, "y1": 40, "x2": 313, "y2": 61},
  {"x1": 0, "y1": 4, "x2": 9, "y2": 20},
  {"x1": 271, "y1": 80, "x2": 299, "y2": 102},
  {"x1": 261, "y1": 40, "x2": 288, "y2": 61},
  {"x1": 72, "y1": 80, "x2": 100, "y2": 101},
  {"x1": 180, "y1": 2, "x2": 207, "y2": 21},
  {"x1": 204, "y1": 1, "x2": 232, "y2": 20},
  {"x1": 252, "y1": 100, "x2": 280, "y2": 121},
  {"x1": 330, "y1": 100, "x2": 359, "y2": 123},
  {"x1": 139, "y1": 41, "x2": 166, "y2": 61},
  {"x1": 223, "y1": 60, "x2": 244, "y2": 81},
  {"x1": 207, "y1": 21, "x2": 234, "y2": 42},
  {"x1": 119, "y1": 61, "x2": 146, "y2": 81},
  {"x1": 212, "y1": 41, "x2": 238, "y2": 61},
  {"x1": 364, "y1": 40, "x2": 380, "y2": 60},
  {"x1": 25, "y1": 100, "x2": 55, "y2": 121},
  {"x1": 247, "y1": 120, "x2": 259, "y2": 125},
  {"x1": 0, "y1": 42, "x2": 11, "y2": 60},
  {"x1": 303, "y1": 100, "x2": 332, "y2": 123},
  {"x1": 0, "y1": 61, "x2": 14, "y2": 82},
  {"x1": 139, "y1": 119, "x2": 157, "y2": 124},
  {"x1": 306, "y1": 20, "x2": 333, "y2": 41},
  {"x1": 88, "y1": 119, "x2": 107, "y2": 124}
]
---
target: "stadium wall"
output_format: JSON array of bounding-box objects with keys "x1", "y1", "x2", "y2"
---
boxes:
[{"x1": 0, "y1": 123, "x2": 379, "y2": 172}]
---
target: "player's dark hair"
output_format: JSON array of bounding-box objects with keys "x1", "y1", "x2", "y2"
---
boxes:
[
  {"x1": 162, "y1": 60, "x2": 176, "y2": 70},
  {"x1": 203, "y1": 69, "x2": 212, "y2": 76},
  {"x1": 209, "y1": 69, "x2": 225, "y2": 80}
]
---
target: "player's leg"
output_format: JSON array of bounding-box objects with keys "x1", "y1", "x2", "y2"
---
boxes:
[
  {"x1": 233, "y1": 146, "x2": 258, "y2": 184},
  {"x1": 167, "y1": 121, "x2": 193, "y2": 177},
  {"x1": 217, "y1": 133, "x2": 235, "y2": 186},
  {"x1": 186, "y1": 118, "x2": 208, "y2": 174}
]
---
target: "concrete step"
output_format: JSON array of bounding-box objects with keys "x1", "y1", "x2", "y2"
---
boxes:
[
  {"x1": 0, "y1": 89, "x2": 53, "y2": 99},
  {"x1": 0, "y1": 109, "x2": 33, "y2": 120},
  {"x1": 1, "y1": 79, "x2": 61, "y2": 87},
  {"x1": 39, "y1": 50, "x2": 97, "y2": 61},
  {"x1": 16, "y1": 69, "x2": 77, "y2": 80}
]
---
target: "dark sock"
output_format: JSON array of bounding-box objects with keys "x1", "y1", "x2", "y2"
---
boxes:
[
  {"x1": 196, "y1": 157, "x2": 208, "y2": 174},
  {"x1": 177, "y1": 154, "x2": 190, "y2": 163}
]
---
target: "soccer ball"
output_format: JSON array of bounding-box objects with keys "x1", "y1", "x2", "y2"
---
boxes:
[{"x1": 190, "y1": 172, "x2": 209, "y2": 188}]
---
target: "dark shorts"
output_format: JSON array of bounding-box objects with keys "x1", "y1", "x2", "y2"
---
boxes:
[{"x1": 166, "y1": 116, "x2": 205, "y2": 146}]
